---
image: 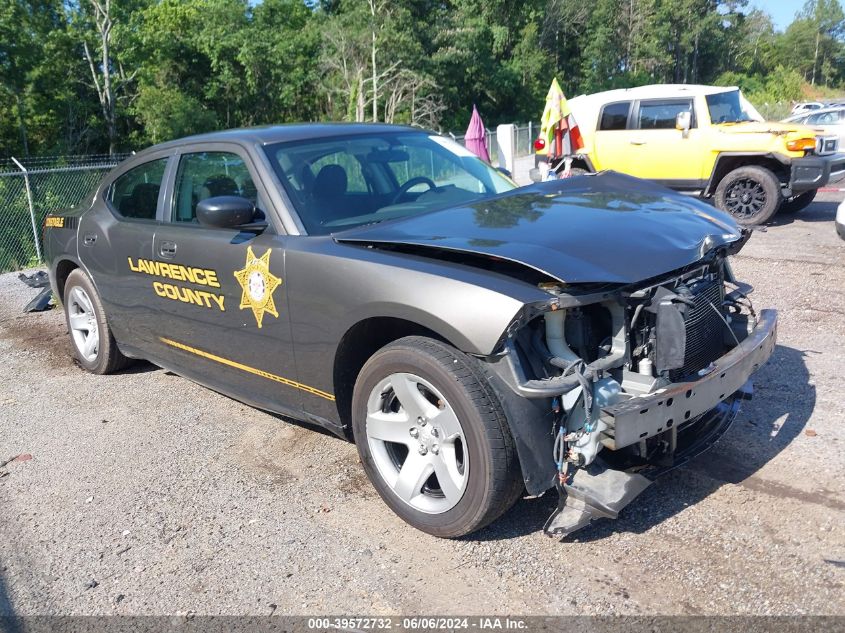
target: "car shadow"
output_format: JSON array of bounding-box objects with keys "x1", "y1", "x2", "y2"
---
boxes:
[
  {"x1": 466, "y1": 343, "x2": 814, "y2": 542},
  {"x1": 266, "y1": 412, "x2": 343, "y2": 439},
  {"x1": 0, "y1": 556, "x2": 23, "y2": 632},
  {"x1": 113, "y1": 359, "x2": 160, "y2": 375},
  {"x1": 768, "y1": 199, "x2": 837, "y2": 226},
  {"x1": 698, "y1": 195, "x2": 837, "y2": 226}
]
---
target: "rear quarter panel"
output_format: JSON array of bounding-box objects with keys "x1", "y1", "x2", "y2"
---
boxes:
[{"x1": 43, "y1": 189, "x2": 100, "y2": 298}]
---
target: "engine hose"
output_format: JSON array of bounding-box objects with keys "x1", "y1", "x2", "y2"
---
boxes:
[
  {"x1": 520, "y1": 352, "x2": 625, "y2": 393},
  {"x1": 553, "y1": 426, "x2": 566, "y2": 472}
]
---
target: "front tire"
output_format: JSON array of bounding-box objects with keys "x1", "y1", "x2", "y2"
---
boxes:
[
  {"x1": 779, "y1": 189, "x2": 816, "y2": 213},
  {"x1": 63, "y1": 268, "x2": 130, "y2": 374},
  {"x1": 714, "y1": 165, "x2": 782, "y2": 225},
  {"x1": 351, "y1": 336, "x2": 523, "y2": 538}
]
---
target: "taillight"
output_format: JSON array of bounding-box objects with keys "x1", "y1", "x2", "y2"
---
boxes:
[
  {"x1": 786, "y1": 138, "x2": 816, "y2": 152},
  {"x1": 533, "y1": 138, "x2": 546, "y2": 151}
]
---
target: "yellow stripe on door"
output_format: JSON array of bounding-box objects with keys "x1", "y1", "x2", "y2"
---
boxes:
[{"x1": 159, "y1": 337, "x2": 336, "y2": 402}]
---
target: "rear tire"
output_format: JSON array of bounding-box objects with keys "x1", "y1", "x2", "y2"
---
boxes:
[
  {"x1": 63, "y1": 268, "x2": 130, "y2": 374},
  {"x1": 351, "y1": 336, "x2": 523, "y2": 538},
  {"x1": 714, "y1": 165, "x2": 782, "y2": 226},
  {"x1": 779, "y1": 189, "x2": 816, "y2": 213}
]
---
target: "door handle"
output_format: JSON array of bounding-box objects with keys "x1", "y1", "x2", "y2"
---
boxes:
[
  {"x1": 83, "y1": 234, "x2": 97, "y2": 246},
  {"x1": 159, "y1": 241, "x2": 177, "y2": 258},
  {"x1": 629, "y1": 139, "x2": 647, "y2": 145}
]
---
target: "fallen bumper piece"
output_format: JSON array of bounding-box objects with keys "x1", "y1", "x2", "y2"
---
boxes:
[
  {"x1": 19, "y1": 270, "x2": 55, "y2": 313},
  {"x1": 544, "y1": 390, "x2": 745, "y2": 538},
  {"x1": 23, "y1": 287, "x2": 54, "y2": 313},
  {"x1": 18, "y1": 270, "x2": 51, "y2": 288},
  {"x1": 543, "y1": 460, "x2": 652, "y2": 537}
]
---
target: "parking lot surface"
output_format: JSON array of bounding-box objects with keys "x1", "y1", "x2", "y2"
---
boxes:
[{"x1": 1, "y1": 194, "x2": 843, "y2": 616}]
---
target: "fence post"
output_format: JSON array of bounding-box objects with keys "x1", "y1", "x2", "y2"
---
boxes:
[
  {"x1": 528, "y1": 121, "x2": 533, "y2": 154},
  {"x1": 496, "y1": 124, "x2": 516, "y2": 174},
  {"x1": 11, "y1": 156, "x2": 42, "y2": 264}
]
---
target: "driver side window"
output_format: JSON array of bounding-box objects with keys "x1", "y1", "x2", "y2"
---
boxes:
[{"x1": 172, "y1": 151, "x2": 258, "y2": 223}]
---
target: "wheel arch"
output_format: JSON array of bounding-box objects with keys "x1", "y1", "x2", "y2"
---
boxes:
[
  {"x1": 333, "y1": 316, "x2": 452, "y2": 438},
  {"x1": 53, "y1": 257, "x2": 81, "y2": 300},
  {"x1": 705, "y1": 153, "x2": 790, "y2": 197}
]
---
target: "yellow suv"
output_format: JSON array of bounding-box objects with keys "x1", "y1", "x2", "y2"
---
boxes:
[{"x1": 536, "y1": 84, "x2": 845, "y2": 225}]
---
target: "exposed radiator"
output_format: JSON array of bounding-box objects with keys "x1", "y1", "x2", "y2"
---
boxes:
[{"x1": 670, "y1": 277, "x2": 725, "y2": 381}]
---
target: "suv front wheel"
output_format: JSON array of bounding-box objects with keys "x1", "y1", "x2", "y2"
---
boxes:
[{"x1": 714, "y1": 165, "x2": 782, "y2": 225}]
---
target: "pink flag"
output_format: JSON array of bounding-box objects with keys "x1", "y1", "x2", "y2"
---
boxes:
[{"x1": 464, "y1": 104, "x2": 491, "y2": 162}]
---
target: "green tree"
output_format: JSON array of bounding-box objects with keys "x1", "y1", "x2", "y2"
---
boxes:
[
  {"x1": 798, "y1": 0, "x2": 845, "y2": 85},
  {"x1": 0, "y1": 0, "x2": 70, "y2": 155}
]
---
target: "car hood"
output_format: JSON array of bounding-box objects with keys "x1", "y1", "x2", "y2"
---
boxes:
[
  {"x1": 335, "y1": 172, "x2": 746, "y2": 285},
  {"x1": 716, "y1": 120, "x2": 817, "y2": 137}
]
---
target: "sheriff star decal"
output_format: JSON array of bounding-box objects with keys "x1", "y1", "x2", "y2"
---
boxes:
[{"x1": 233, "y1": 246, "x2": 282, "y2": 328}]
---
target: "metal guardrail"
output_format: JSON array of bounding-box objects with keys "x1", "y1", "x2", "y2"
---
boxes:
[{"x1": 0, "y1": 155, "x2": 130, "y2": 274}]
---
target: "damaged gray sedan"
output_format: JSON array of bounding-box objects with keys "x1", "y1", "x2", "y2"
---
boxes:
[{"x1": 43, "y1": 124, "x2": 776, "y2": 538}]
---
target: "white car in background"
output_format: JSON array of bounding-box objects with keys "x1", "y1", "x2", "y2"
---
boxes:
[
  {"x1": 791, "y1": 102, "x2": 824, "y2": 115},
  {"x1": 783, "y1": 107, "x2": 845, "y2": 149},
  {"x1": 837, "y1": 198, "x2": 845, "y2": 239}
]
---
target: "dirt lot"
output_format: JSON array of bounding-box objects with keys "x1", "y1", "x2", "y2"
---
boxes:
[{"x1": 1, "y1": 195, "x2": 843, "y2": 617}]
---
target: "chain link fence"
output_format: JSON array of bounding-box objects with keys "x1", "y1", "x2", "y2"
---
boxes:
[{"x1": 0, "y1": 154, "x2": 130, "y2": 274}]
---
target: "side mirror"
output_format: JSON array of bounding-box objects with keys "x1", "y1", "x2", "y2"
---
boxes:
[
  {"x1": 196, "y1": 196, "x2": 257, "y2": 229},
  {"x1": 675, "y1": 111, "x2": 692, "y2": 137}
]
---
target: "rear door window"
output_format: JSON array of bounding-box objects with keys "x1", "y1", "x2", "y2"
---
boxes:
[
  {"x1": 108, "y1": 158, "x2": 168, "y2": 220},
  {"x1": 598, "y1": 102, "x2": 631, "y2": 130},
  {"x1": 637, "y1": 100, "x2": 694, "y2": 130}
]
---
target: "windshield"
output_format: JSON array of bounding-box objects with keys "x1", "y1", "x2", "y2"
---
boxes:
[
  {"x1": 264, "y1": 132, "x2": 515, "y2": 235},
  {"x1": 706, "y1": 90, "x2": 753, "y2": 124}
]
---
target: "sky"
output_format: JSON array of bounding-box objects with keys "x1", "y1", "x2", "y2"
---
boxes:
[{"x1": 751, "y1": 0, "x2": 805, "y2": 31}]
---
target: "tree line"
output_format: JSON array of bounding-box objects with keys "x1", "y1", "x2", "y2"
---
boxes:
[{"x1": 2, "y1": 0, "x2": 845, "y2": 157}]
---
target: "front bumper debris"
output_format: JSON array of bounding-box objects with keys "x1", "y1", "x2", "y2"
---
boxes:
[
  {"x1": 601, "y1": 309, "x2": 777, "y2": 450},
  {"x1": 545, "y1": 392, "x2": 745, "y2": 538},
  {"x1": 543, "y1": 308, "x2": 777, "y2": 539},
  {"x1": 543, "y1": 459, "x2": 652, "y2": 537}
]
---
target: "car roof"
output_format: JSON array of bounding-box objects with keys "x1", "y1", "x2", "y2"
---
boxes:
[
  {"x1": 569, "y1": 84, "x2": 738, "y2": 105},
  {"x1": 568, "y1": 85, "x2": 741, "y2": 129},
  {"x1": 567, "y1": 84, "x2": 760, "y2": 131},
  {"x1": 133, "y1": 123, "x2": 423, "y2": 157}
]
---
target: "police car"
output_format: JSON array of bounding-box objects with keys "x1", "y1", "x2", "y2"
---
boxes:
[{"x1": 45, "y1": 124, "x2": 776, "y2": 538}]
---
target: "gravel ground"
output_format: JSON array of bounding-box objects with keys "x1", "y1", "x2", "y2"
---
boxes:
[{"x1": 1, "y1": 194, "x2": 843, "y2": 616}]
